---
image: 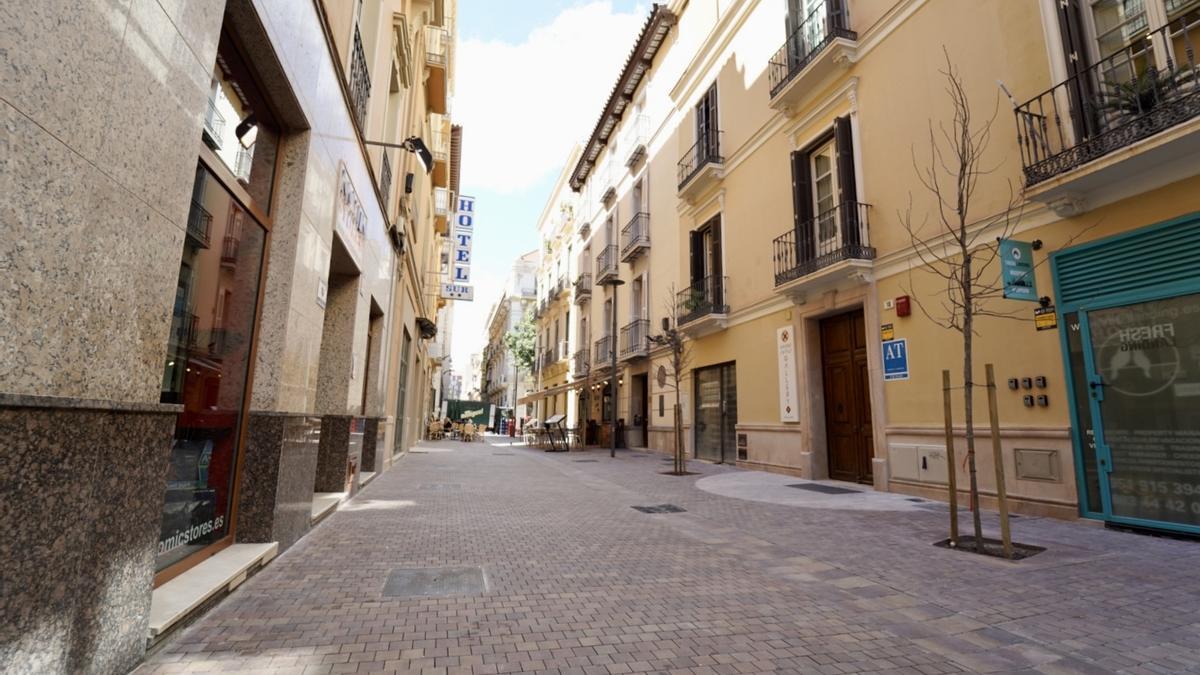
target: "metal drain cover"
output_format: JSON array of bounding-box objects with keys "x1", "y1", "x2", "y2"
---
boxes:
[
  {"x1": 492, "y1": 452, "x2": 514, "y2": 456},
  {"x1": 418, "y1": 483, "x2": 462, "y2": 491},
  {"x1": 573, "y1": 459, "x2": 598, "y2": 463},
  {"x1": 382, "y1": 566, "x2": 486, "y2": 598},
  {"x1": 633, "y1": 504, "x2": 686, "y2": 514},
  {"x1": 787, "y1": 483, "x2": 860, "y2": 495}
]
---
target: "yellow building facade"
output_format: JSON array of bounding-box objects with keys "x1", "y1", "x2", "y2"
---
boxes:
[{"x1": 531, "y1": 0, "x2": 1200, "y2": 533}]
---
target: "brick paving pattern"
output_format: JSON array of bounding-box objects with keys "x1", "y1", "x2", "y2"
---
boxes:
[{"x1": 137, "y1": 438, "x2": 1200, "y2": 674}]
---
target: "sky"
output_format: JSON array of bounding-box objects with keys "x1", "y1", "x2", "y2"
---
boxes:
[{"x1": 448, "y1": 1, "x2": 650, "y2": 376}]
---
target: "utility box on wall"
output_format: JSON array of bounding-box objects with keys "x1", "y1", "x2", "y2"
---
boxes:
[{"x1": 888, "y1": 444, "x2": 950, "y2": 484}]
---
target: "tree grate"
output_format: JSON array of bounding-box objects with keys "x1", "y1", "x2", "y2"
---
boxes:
[
  {"x1": 633, "y1": 504, "x2": 686, "y2": 514},
  {"x1": 787, "y1": 483, "x2": 860, "y2": 495}
]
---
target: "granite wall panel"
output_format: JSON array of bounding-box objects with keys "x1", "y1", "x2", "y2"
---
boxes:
[
  {"x1": 237, "y1": 412, "x2": 320, "y2": 552},
  {"x1": 0, "y1": 396, "x2": 176, "y2": 675},
  {"x1": 314, "y1": 414, "x2": 352, "y2": 493}
]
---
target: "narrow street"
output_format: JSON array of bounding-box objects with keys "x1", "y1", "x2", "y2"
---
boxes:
[{"x1": 138, "y1": 440, "x2": 1200, "y2": 675}]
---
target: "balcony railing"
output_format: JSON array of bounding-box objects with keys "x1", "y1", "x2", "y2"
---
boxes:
[
  {"x1": 622, "y1": 114, "x2": 650, "y2": 166},
  {"x1": 1015, "y1": 18, "x2": 1200, "y2": 186},
  {"x1": 425, "y1": 25, "x2": 449, "y2": 66},
  {"x1": 772, "y1": 201, "x2": 874, "y2": 286},
  {"x1": 676, "y1": 275, "x2": 728, "y2": 325},
  {"x1": 620, "y1": 212, "x2": 650, "y2": 262},
  {"x1": 574, "y1": 273, "x2": 592, "y2": 303},
  {"x1": 379, "y1": 150, "x2": 393, "y2": 208},
  {"x1": 203, "y1": 96, "x2": 224, "y2": 148},
  {"x1": 619, "y1": 319, "x2": 650, "y2": 359},
  {"x1": 595, "y1": 244, "x2": 618, "y2": 284},
  {"x1": 430, "y1": 114, "x2": 451, "y2": 163},
  {"x1": 677, "y1": 131, "x2": 723, "y2": 189},
  {"x1": 434, "y1": 186, "x2": 451, "y2": 217},
  {"x1": 573, "y1": 348, "x2": 590, "y2": 374},
  {"x1": 594, "y1": 335, "x2": 614, "y2": 366},
  {"x1": 221, "y1": 234, "x2": 239, "y2": 264},
  {"x1": 186, "y1": 201, "x2": 212, "y2": 249},
  {"x1": 233, "y1": 146, "x2": 253, "y2": 181},
  {"x1": 348, "y1": 26, "x2": 371, "y2": 129},
  {"x1": 768, "y1": 1, "x2": 856, "y2": 99}
]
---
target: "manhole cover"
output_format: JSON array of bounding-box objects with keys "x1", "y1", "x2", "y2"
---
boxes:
[
  {"x1": 787, "y1": 483, "x2": 860, "y2": 495},
  {"x1": 418, "y1": 483, "x2": 462, "y2": 491},
  {"x1": 573, "y1": 459, "x2": 598, "y2": 463},
  {"x1": 382, "y1": 566, "x2": 486, "y2": 598},
  {"x1": 907, "y1": 498, "x2": 925, "y2": 502},
  {"x1": 633, "y1": 504, "x2": 686, "y2": 514},
  {"x1": 492, "y1": 452, "x2": 514, "y2": 456}
]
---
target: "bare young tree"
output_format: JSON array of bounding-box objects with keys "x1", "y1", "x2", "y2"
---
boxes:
[
  {"x1": 648, "y1": 284, "x2": 694, "y2": 475},
  {"x1": 900, "y1": 51, "x2": 1026, "y2": 549}
]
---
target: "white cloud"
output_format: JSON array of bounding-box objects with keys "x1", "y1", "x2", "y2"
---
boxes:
[{"x1": 454, "y1": 2, "x2": 649, "y2": 194}]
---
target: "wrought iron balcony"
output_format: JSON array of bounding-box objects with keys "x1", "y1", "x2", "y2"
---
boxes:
[
  {"x1": 773, "y1": 201, "x2": 874, "y2": 287},
  {"x1": 573, "y1": 348, "x2": 590, "y2": 374},
  {"x1": 677, "y1": 131, "x2": 723, "y2": 196},
  {"x1": 619, "y1": 319, "x2": 650, "y2": 360},
  {"x1": 424, "y1": 25, "x2": 449, "y2": 115},
  {"x1": 620, "y1": 212, "x2": 650, "y2": 262},
  {"x1": 348, "y1": 26, "x2": 371, "y2": 129},
  {"x1": 1016, "y1": 18, "x2": 1200, "y2": 187},
  {"x1": 622, "y1": 114, "x2": 650, "y2": 167},
  {"x1": 595, "y1": 244, "x2": 618, "y2": 284},
  {"x1": 202, "y1": 96, "x2": 224, "y2": 149},
  {"x1": 221, "y1": 234, "x2": 239, "y2": 265},
  {"x1": 573, "y1": 273, "x2": 592, "y2": 303},
  {"x1": 676, "y1": 275, "x2": 728, "y2": 326},
  {"x1": 186, "y1": 200, "x2": 212, "y2": 249},
  {"x1": 767, "y1": 0, "x2": 856, "y2": 101},
  {"x1": 593, "y1": 335, "x2": 615, "y2": 367}
]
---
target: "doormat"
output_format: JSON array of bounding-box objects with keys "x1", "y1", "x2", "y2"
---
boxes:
[
  {"x1": 633, "y1": 504, "x2": 686, "y2": 514},
  {"x1": 573, "y1": 459, "x2": 599, "y2": 463},
  {"x1": 382, "y1": 566, "x2": 486, "y2": 598},
  {"x1": 934, "y1": 537, "x2": 1045, "y2": 561},
  {"x1": 788, "y1": 483, "x2": 860, "y2": 495}
]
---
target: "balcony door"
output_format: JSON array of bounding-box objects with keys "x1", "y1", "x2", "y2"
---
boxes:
[
  {"x1": 688, "y1": 215, "x2": 723, "y2": 309},
  {"x1": 790, "y1": 116, "x2": 859, "y2": 263},
  {"x1": 695, "y1": 83, "x2": 719, "y2": 157}
]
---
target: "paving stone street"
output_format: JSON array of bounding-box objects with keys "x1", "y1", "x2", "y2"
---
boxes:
[{"x1": 138, "y1": 439, "x2": 1200, "y2": 675}]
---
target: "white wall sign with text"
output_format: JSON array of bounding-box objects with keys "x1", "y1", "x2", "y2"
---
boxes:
[
  {"x1": 441, "y1": 283, "x2": 474, "y2": 301},
  {"x1": 777, "y1": 326, "x2": 800, "y2": 422},
  {"x1": 452, "y1": 195, "x2": 476, "y2": 287}
]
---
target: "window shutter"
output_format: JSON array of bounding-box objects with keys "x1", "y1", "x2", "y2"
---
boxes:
[
  {"x1": 828, "y1": 0, "x2": 848, "y2": 31},
  {"x1": 1056, "y1": 0, "x2": 1097, "y2": 140},
  {"x1": 834, "y1": 116, "x2": 860, "y2": 247},
  {"x1": 689, "y1": 230, "x2": 704, "y2": 285},
  {"x1": 790, "y1": 150, "x2": 813, "y2": 262},
  {"x1": 709, "y1": 216, "x2": 724, "y2": 307}
]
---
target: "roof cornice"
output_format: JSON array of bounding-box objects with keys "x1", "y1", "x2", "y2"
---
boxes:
[{"x1": 568, "y1": 4, "x2": 676, "y2": 192}]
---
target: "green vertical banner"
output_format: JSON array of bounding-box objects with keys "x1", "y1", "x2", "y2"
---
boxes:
[{"x1": 1000, "y1": 238, "x2": 1037, "y2": 301}]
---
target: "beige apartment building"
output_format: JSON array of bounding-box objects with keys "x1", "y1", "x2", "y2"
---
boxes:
[
  {"x1": 529, "y1": 0, "x2": 1200, "y2": 535},
  {"x1": 2, "y1": 0, "x2": 461, "y2": 671}
]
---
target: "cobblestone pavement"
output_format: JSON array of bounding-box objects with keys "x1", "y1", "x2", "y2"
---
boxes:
[{"x1": 137, "y1": 438, "x2": 1200, "y2": 674}]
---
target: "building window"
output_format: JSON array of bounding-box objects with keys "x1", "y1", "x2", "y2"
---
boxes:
[{"x1": 789, "y1": 116, "x2": 861, "y2": 260}]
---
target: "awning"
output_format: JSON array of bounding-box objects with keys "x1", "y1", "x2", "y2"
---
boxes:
[{"x1": 517, "y1": 381, "x2": 577, "y2": 405}]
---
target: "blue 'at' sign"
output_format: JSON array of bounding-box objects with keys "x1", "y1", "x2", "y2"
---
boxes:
[{"x1": 882, "y1": 339, "x2": 909, "y2": 381}]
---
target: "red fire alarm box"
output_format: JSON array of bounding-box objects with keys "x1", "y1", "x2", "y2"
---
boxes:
[{"x1": 896, "y1": 295, "x2": 911, "y2": 317}]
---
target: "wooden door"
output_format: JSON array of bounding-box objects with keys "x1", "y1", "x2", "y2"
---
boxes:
[{"x1": 820, "y1": 310, "x2": 873, "y2": 483}]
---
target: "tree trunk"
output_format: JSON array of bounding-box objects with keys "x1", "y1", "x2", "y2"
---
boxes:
[{"x1": 962, "y1": 254, "x2": 983, "y2": 548}]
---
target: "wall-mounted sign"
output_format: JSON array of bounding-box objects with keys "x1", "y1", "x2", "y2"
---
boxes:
[
  {"x1": 880, "y1": 323, "x2": 894, "y2": 341},
  {"x1": 1000, "y1": 238, "x2": 1037, "y2": 301},
  {"x1": 777, "y1": 326, "x2": 800, "y2": 422},
  {"x1": 1035, "y1": 306, "x2": 1058, "y2": 331},
  {"x1": 452, "y1": 195, "x2": 476, "y2": 286},
  {"x1": 334, "y1": 163, "x2": 366, "y2": 267},
  {"x1": 317, "y1": 279, "x2": 328, "y2": 309},
  {"x1": 441, "y1": 283, "x2": 474, "y2": 301},
  {"x1": 883, "y1": 338, "x2": 910, "y2": 381}
]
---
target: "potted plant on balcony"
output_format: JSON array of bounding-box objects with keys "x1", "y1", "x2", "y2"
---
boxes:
[
  {"x1": 1099, "y1": 65, "x2": 1184, "y2": 119},
  {"x1": 682, "y1": 288, "x2": 705, "y2": 313}
]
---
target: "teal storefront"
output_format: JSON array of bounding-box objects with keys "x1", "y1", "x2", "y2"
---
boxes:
[{"x1": 1053, "y1": 212, "x2": 1200, "y2": 536}]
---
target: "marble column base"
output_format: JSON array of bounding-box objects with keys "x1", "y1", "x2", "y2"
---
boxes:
[
  {"x1": 0, "y1": 394, "x2": 178, "y2": 675},
  {"x1": 360, "y1": 417, "x2": 384, "y2": 473},
  {"x1": 236, "y1": 412, "x2": 321, "y2": 552},
  {"x1": 314, "y1": 415, "x2": 363, "y2": 494}
]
